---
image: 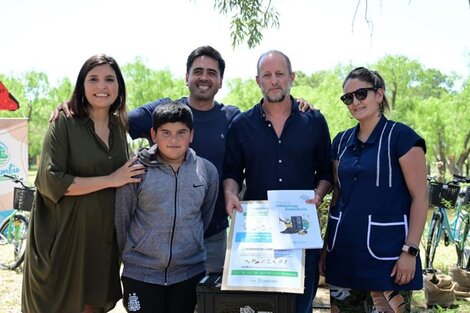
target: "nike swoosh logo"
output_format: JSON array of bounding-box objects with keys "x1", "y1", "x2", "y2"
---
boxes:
[{"x1": 193, "y1": 184, "x2": 204, "y2": 188}]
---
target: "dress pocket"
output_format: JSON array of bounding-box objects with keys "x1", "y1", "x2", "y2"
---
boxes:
[
  {"x1": 367, "y1": 214, "x2": 408, "y2": 260},
  {"x1": 326, "y1": 211, "x2": 342, "y2": 252}
]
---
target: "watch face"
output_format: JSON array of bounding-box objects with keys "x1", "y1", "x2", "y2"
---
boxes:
[
  {"x1": 403, "y1": 244, "x2": 419, "y2": 256},
  {"x1": 408, "y1": 246, "x2": 419, "y2": 256}
]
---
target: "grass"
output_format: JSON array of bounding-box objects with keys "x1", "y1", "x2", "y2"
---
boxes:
[
  {"x1": 411, "y1": 244, "x2": 470, "y2": 312},
  {"x1": 409, "y1": 209, "x2": 470, "y2": 312}
]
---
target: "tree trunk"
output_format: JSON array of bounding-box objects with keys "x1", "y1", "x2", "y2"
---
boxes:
[
  {"x1": 455, "y1": 129, "x2": 470, "y2": 175},
  {"x1": 437, "y1": 130, "x2": 447, "y2": 177}
]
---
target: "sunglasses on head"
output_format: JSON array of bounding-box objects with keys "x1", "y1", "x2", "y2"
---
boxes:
[{"x1": 340, "y1": 87, "x2": 378, "y2": 105}]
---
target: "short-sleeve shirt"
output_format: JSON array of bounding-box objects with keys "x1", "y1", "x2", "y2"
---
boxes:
[
  {"x1": 22, "y1": 112, "x2": 128, "y2": 313},
  {"x1": 325, "y1": 115, "x2": 426, "y2": 291}
]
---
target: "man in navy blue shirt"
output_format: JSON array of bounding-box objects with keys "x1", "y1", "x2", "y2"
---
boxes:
[
  {"x1": 223, "y1": 50, "x2": 333, "y2": 313},
  {"x1": 51, "y1": 46, "x2": 313, "y2": 276},
  {"x1": 52, "y1": 46, "x2": 240, "y2": 274},
  {"x1": 128, "y1": 46, "x2": 240, "y2": 275}
]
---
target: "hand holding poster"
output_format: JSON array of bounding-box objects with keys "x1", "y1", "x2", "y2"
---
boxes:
[
  {"x1": 267, "y1": 190, "x2": 323, "y2": 250},
  {"x1": 222, "y1": 201, "x2": 305, "y2": 293}
]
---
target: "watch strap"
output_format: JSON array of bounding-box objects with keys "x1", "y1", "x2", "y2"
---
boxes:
[{"x1": 402, "y1": 243, "x2": 420, "y2": 256}]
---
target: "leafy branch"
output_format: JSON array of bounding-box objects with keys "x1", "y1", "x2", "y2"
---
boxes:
[
  {"x1": 214, "y1": 0, "x2": 279, "y2": 48},
  {"x1": 211, "y1": 0, "x2": 469, "y2": 49}
]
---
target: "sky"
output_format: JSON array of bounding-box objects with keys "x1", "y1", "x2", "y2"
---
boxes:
[{"x1": 1, "y1": 0, "x2": 470, "y2": 97}]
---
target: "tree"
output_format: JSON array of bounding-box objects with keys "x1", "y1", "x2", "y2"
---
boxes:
[
  {"x1": 1, "y1": 59, "x2": 189, "y2": 165},
  {"x1": 373, "y1": 56, "x2": 468, "y2": 176},
  {"x1": 375, "y1": 55, "x2": 425, "y2": 112},
  {"x1": 222, "y1": 56, "x2": 470, "y2": 177},
  {"x1": 2, "y1": 55, "x2": 468, "y2": 176},
  {"x1": 122, "y1": 58, "x2": 187, "y2": 150},
  {"x1": 213, "y1": 0, "x2": 279, "y2": 48},
  {"x1": 223, "y1": 78, "x2": 261, "y2": 111},
  {"x1": 27, "y1": 79, "x2": 73, "y2": 162},
  {"x1": 0, "y1": 72, "x2": 60, "y2": 165},
  {"x1": 212, "y1": 1, "x2": 470, "y2": 48},
  {"x1": 122, "y1": 57, "x2": 186, "y2": 111},
  {"x1": 452, "y1": 77, "x2": 470, "y2": 174}
]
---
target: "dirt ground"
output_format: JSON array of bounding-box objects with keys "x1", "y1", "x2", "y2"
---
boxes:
[{"x1": 0, "y1": 268, "x2": 330, "y2": 313}]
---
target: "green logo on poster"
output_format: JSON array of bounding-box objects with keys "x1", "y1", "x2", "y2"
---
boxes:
[{"x1": 0, "y1": 142, "x2": 9, "y2": 167}]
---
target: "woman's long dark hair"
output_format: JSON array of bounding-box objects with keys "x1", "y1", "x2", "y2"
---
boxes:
[{"x1": 68, "y1": 54, "x2": 128, "y2": 129}]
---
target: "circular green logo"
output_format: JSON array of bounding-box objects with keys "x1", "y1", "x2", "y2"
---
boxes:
[{"x1": 0, "y1": 142, "x2": 9, "y2": 167}]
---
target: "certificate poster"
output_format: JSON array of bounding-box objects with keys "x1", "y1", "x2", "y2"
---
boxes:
[
  {"x1": 222, "y1": 201, "x2": 305, "y2": 294},
  {"x1": 268, "y1": 190, "x2": 323, "y2": 250}
]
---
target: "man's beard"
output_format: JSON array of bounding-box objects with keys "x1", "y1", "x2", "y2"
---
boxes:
[
  {"x1": 191, "y1": 86, "x2": 216, "y2": 101},
  {"x1": 194, "y1": 93, "x2": 214, "y2": 101},
  {"x1": 265, "y1": 93, "x2": 286, "y2": 103}
]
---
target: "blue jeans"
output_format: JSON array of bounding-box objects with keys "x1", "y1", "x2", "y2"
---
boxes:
[
  {"x1": 296, "y1": 248, "x2": 320, "y2": 313},
  {"x1": 204, "y1": 230, "x2": 227, "y2": 274}
]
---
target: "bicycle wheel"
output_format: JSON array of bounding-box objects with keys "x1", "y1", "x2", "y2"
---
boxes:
[
  {"x1": 425, "y1": 213, "x2": 442, "y2": 270},
  {"x1": 0, "y1": 213, "x2": 29, "y2": 270},
  {"x1": 457, "y1": 215, "x2": 470, "y2": 270}
]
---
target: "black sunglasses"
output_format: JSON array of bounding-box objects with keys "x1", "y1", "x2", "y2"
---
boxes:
[{"x1": 340, "y1": 87, "x2": 378, "y2": 105}]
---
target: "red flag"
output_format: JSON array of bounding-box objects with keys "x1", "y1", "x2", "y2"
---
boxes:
[{"x1": 0, "y1": 81, "x2": 20, "y2": 111}]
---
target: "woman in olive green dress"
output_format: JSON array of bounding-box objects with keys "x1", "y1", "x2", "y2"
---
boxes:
[{"x1": 22, "y1": 54, "x2": 145, "y2": 313}]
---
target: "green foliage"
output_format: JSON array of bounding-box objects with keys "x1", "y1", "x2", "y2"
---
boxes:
[
  {"x1": 1, "y1": 55, "x2": 469, "y2": 176},
  {"x1": 0, "y1": 72, "x2": 63, "y2": 164},
  {"x1": 214, "y1": 0, "x2": 279, "y2": 48},
  {"x1": 222, "y1": 55, "x2": 470, "y2": 175},
  {"x1": 294, "y1": 66, "x2": 357, "y2": 138},
  {"x1": 222, "y1": 78, "x2": 261, "y2": 111},
  {"x1": 1, "y1": 59, "x2": 188, "y2": 165},
  {"x1": 123, "y1": 58, "x2": 187, "y2": 151},
  {"x1": 122, "y1": 57, "x2": 186, "y2": 110}
]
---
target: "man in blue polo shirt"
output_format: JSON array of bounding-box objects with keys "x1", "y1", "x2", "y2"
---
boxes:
[
  {"x1": 127, "y1": 46, "x2": 240, "y2": 275},
  {"x1": 223, "y1": 50, "x2": 333, "y2": 313}
]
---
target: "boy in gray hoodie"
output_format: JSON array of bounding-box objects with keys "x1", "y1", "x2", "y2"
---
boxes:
[{"x1": 115, "y1": 101, "x2": 219, "y2": 313}]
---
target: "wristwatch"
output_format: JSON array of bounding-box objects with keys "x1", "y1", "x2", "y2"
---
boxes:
[{"x1": 402, "y1": 243, "x2": 420, "y2": 256}]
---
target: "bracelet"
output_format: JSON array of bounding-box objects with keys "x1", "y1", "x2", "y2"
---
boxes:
[{"x1": 405, "y1": 241, "x2": 419, "y2": 249}]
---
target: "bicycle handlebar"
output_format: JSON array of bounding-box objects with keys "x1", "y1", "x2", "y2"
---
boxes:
[
  {"x1": 2, "y1": 174, "x2": 29, "y2": 188},
  {"x1": 452, "y1": 174, "x2": 470, "y2": 184},
  {"x1": 427, "y1": 175, "x2": 437, "y2": 182},
  {"x1": 428, "y1": 174, "x2": 470, "y2": 186}
]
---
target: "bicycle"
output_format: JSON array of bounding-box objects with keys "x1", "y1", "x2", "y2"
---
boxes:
[
  {"x1": 424, "y1": 174, "x2": 470, "y2": 271},
  {"x1": 0, "y1": 174, "x2": 35, "y2": 270}
]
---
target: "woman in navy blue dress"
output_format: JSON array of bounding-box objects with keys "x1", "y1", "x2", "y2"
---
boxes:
[{"x1": 319, "y1": 67, "x2": 428, "y2": 312}]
